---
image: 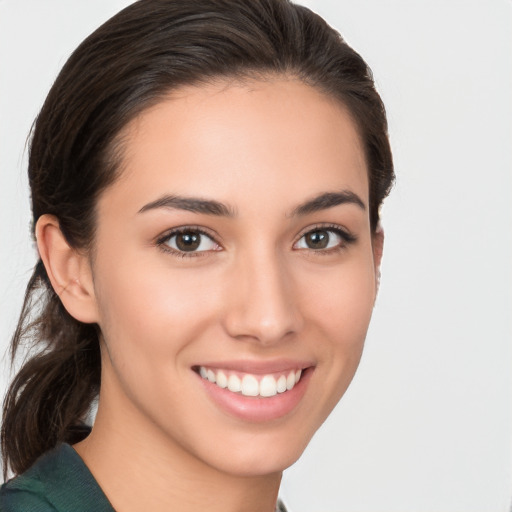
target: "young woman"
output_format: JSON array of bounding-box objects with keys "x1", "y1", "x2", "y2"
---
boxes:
[{"x1": 0, "y1": 0, "x2": 394, "y2": 510}]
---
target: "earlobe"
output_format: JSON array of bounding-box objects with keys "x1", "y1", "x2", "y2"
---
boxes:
[{"x1": 35, "y1": 214, "x2": 99, "y2": 324}]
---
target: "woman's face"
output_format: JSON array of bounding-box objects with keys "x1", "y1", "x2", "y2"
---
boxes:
[{"x1": 88, "y1": 78, "x2": 380, "y2": 476}]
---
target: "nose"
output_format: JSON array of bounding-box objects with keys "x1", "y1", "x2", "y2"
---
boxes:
[{"x1": 222, "y1": 248, "x2": 303, "y2": 346}]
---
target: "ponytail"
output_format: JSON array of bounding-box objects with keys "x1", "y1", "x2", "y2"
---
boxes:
[{"x1": 1, "y1": 260, "x2": 100, "y2": 479}]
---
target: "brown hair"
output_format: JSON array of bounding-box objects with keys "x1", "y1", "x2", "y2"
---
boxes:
[{"x1": 2, "y1": 0, "x2": 394, "y2": 478}]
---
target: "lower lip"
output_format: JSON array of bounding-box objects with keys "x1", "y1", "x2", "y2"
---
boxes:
[{"x1": 197, "y1": 368, "x2": 313, "y2": 422}]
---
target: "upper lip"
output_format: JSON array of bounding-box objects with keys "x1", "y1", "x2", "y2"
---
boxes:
[{"x1": 193, "y1": 359, "x2": 314, "y2": 374}]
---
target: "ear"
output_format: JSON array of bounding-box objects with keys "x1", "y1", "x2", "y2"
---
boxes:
[
  {"x1": 36, "y1": 214, "x2": 99, "y2": 324},
  {"x1": 372, "y1": 223, "x2": 384, "y2": 295}
]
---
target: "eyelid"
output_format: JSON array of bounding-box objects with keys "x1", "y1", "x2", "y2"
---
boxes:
[
  {"x1": 156, "y1": 225, "x2": 222, "y2": 257},
  {"x1": 293, "y1": 223, "x2": 357, "y2": 250},
  {"x1": 154, "y1": 223, "x2": 356, "y2": 257}
]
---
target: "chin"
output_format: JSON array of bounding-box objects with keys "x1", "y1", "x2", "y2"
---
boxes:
[{"x1": 196, "y1": 426, "x2": 315, "y2": 478}]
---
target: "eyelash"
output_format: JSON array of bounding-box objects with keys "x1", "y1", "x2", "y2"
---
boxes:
[
  {"x1": 293, "y1": 224, "x2": 357, "y2": 255},
  {"x1": 156, "y1": 226, "x2": 220, "y2": 258},
  {"x1": 156, "y1": 223, "x2": 357, "y2": 258}
]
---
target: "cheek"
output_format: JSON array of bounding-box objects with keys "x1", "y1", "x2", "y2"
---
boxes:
[
  {"x1": 302, "y1": 254, "x2": 376, "y2": 340},
  {"x1": 91, "y1": 256, "x2": 223, "y2": 431},
  {"x1": 92, "y1": 253, "x2": 222, "y2": 367},
  {"x1": 300, "y1": 253, "x2": 376, "y2": 396}
]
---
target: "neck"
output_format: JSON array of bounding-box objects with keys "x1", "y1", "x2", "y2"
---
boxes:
[{"x1": 74, "y1": 389, "x2": 282, "y2": 512}]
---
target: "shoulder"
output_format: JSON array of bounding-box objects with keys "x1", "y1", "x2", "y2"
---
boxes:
[
  {"x1": 0, "y1": 444, "x2": 114, "y2": 512},
  {"x1": 1, "y1": 470, "x2": 58, "y2": 511}
]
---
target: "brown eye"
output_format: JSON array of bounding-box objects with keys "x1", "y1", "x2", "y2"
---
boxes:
[
  {"x1": 175, "y1": 232, "x2": 201, "y2": 251},
  {"x1": 163, "y1": 229, "x2": 219, "y2": 253},
  {"x1": 304, "y1": 230, "x2": 330, "y2": 249},
  {"x1": 294, "y1": 227, "x2": 350, "y2": 251}
]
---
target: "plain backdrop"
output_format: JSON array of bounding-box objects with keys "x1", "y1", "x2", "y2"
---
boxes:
[{"x1": 1, "y1": 1, "x2": 511, "y2": 511}]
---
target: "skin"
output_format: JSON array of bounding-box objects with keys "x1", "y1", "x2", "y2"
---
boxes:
[{"x1": 37, "y1": 77, "x2": 383, "y2": 512}]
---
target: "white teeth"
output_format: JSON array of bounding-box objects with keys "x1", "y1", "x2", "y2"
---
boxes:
[
  {"x1": 216, "y1": 370, "x2": 228, "y2": 388},
  {"x1": 227, "y1": 374, "x2": 242, "y2": 392},
  {"x1": 286, "y1": 371, "x2": 296, "y2": 391},
  {"x1": 199, "y1": 366, "x2": 303, "y2": 397},
  {"x1": 259, "y1": 375, "x2": 277, "y2": 397},
  {"x1": 241, "y1": 375, "x2": 259, "y2": 396},
  {"x1": 277, "y1": 375, "x2": 287, "y2": 393}
]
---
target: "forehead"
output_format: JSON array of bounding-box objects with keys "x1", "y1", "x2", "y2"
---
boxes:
[{"x1": 101, "y1": 78, "x2": 369, "y2": 216}]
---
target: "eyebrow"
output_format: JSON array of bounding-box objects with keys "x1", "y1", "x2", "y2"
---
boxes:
[
  {"x1": 138, "y1": 190, "x2": 365, "y2": 217},
  {"x1": 138, "y1": 195, "x2": 235, "y2": 216},
  {"x1": 290, "y1": 190, "x2": 366, "y2": 216}
]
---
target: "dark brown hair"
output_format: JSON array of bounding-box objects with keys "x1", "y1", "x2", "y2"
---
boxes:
[{"x1": 2, "y1": 0, "x2": 394, "y2": 478}]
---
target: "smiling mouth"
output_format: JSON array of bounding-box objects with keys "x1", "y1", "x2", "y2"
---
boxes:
[{"x1": 195, "y1": 366, "x2": 303, "y2": 398}]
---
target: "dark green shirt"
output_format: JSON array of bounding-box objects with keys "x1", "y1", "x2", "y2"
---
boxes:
[
  {"x1": 0, "y1": 444, "x2": 289, "y2": 511},
  {"x1": 0, "y1": 444, "x2": 114, "y2": 511}
]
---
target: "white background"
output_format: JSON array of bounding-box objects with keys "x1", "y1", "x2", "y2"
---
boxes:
[{"x1": 1, "y1": 1, "x2": 511, "y2": 511}]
